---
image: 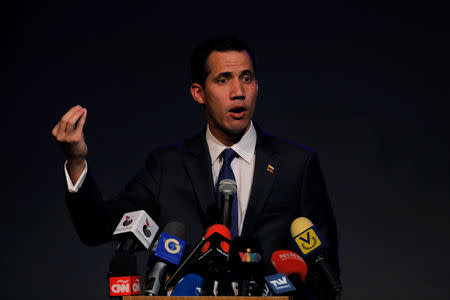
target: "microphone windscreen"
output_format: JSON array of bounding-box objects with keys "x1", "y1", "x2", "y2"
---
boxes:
[
  {"x1": 164, "y1": 221, "x2": 185, "y2": 240},
  {"x1": 170, "y1": 273, "x2": 204, "y2": 296},
  {"x1": 204, "y1": 224, "x2": 231, "y2": 240},
  {"x1": 271, "y1": 250, "x2": 308, "y2": 282},
  {"x1": 218, "y1": 179, "x2": 237, "y2": 194},
  {"x1": 290, "y1": 217, "x2": 313, "y2": 237}
]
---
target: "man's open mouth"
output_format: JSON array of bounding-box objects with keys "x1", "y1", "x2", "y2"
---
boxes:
[{"x1": 230, "y1": 107, "x2": 246, "y2": 113}]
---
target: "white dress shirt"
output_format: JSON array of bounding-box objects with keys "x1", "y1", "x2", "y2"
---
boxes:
[
  {"x1": 65, "y1": 122, "x2": 257, "y2": 234},
  {"x1": 205, "y1": 121, "x2": 257, "y2": 235}
]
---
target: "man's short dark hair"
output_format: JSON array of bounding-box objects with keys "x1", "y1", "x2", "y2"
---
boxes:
[{"x1": 191, "y1": 37, "x2": 257, "y2": 86}]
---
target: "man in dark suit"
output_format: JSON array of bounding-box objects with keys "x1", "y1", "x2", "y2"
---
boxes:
[{"x1": 52, "y1": 37, "x2": 340, "y2": 299}]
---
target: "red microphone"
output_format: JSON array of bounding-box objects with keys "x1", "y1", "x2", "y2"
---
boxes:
[
  {"x1": 196, "y1": 224, "x2": 232, "y2": 295},
  {"x1": 271, "y1": 250, "x2": 308, "y2": 282},
  {"x1": 197, "y1": 224, "x2": 231, "y2": 268},
  {"x1": 204, "y1": 224, "x2": 231, "y2": 240},
  {"x1": 165, "y1": 224, "x2": 231, "y2": 289},
  {"x1": 201, "y1": 224, "x2": 231, "y2": 255}
]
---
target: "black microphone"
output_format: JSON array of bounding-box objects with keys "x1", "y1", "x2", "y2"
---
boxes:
[
  {"x1": 143, "y1": 221, "x2": 186, "y2": 296},
  {"x1": 108, "y1": 210, "x2": 159, "y2": 297},
  {"x1": 192, "y1": 225, "x2": 231, "y2": 296},
  {"x1": 229, "y1": 236, "x2": 265, "y2": 296},
  {"x1": 291, "y1": 217, "x2": 342, "y2": 295},
  {"x1": 218, "y1": 179, "x2": 237, "y2": 228},
  {"x1": 165, "y1": 224, "x2": 230, "y2": 290}
]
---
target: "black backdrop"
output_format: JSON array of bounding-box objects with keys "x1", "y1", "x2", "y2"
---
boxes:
[{"x1": 4, "y1": 1, "x2": 450, "y2": 299}]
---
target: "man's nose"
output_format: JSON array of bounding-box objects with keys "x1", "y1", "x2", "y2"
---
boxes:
[{"x1": 230, "y1": 79, "x2": 245, "y2": 100}]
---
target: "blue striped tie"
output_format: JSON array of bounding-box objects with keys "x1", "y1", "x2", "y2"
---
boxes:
[{"x1": 217, "y1": 148, "x2": 239, "y2": 238}]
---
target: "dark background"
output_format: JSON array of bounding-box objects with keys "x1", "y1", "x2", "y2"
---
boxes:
[{"x1": 4, "y1": 1, "x2": 449, "y2": 299}]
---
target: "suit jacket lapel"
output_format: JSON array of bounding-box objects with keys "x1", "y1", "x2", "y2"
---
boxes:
[
  {"x1": 242, "y1": 126, "x2": 279, "y2": 236},
  {"x1": 183, "y1": 130, "x2": 218, "y2": 226}
]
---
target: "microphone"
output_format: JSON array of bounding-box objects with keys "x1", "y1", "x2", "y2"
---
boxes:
[
  {"x1": 108, "y1": 210, "x2": 159, "y2": 297},
  {"x1": 218, "y1": 179, "x2": 237, "y2": 228},
  {"x1": 291, "y1": 217, "x2": 342, "y2": 295},
  {"x1": 113, "y1": 210, "x2": 159, "y2": 253},
  {"x1": 229, "y1": 236, "x2": 264, "y2": 296},
  {"x1": 271, "y1": 250, "x2": 308, "y2": 282},
  {"x1": 271, "y1": 250, "x2": 308, "y2": 297},
  {"x1": 193, "y1": 224, "x2": 231, "y2": 295},
  {"x1": 170, "y1": 273, "x2": 204, "y2": 296},
  {"x1": 143, "y1": 222, "x2": 186, "y2": 296},
  {"x1": 165, "y1": 224, "x2": 231, "y2": 290},
  {"x1": 195, "y1": 224, "x2": 231, "y2": 273}
]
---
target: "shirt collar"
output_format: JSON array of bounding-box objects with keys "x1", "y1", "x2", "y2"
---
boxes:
[{"x1": 206, "y1": 121, "x2": 256, "y2": 165}]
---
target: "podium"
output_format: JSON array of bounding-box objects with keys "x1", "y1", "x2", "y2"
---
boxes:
[{"x1": 123, "y1": 297, "x2": 292, "y2": 300}]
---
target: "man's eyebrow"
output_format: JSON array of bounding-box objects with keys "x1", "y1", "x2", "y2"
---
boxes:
[
  {"x1": 215, "y1": 70, "x2": 254, "y2": 78},
  {"x1": 215, "y1": 72, "x2": 233, "y2": 79},
  {"x1": 241, "y1": 69, "x2": 254, "y2": 76}
]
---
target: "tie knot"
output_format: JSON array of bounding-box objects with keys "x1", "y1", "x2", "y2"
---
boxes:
[{"x1": 222, "y1": 148, "x2": 237, "y2": 166}]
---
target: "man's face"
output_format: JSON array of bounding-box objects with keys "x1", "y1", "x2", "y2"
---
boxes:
[{"x1": 191, "y1": 50, "x2": 258, "y2": 145}]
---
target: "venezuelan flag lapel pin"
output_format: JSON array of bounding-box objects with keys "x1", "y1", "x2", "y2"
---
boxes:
[{"x1": 266, "y1": 164, "x2": 275, "y2": 174}]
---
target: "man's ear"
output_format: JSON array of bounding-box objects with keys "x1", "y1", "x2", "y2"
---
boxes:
[{"x1": 190, "y1": 83, "x2": 205, "y2": 105}]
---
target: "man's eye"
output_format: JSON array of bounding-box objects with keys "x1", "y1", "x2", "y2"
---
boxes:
[
  {"x1": 242, "y1": 75, "x2": 252, "y2": 83},
  {"x1": 218, "y1": 78, "x2": 227, "y2": 84}
]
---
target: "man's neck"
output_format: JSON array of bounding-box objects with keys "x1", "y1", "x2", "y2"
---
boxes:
[
  {"x1": 208, "y1": 121, "x2": 252, "y2": 147},
  {"x1": 205, "y1": 121, "x2": 256, "y2": 166},
  {"x1": 208, "y1": 125, "x2": 251, "y2": 147}
]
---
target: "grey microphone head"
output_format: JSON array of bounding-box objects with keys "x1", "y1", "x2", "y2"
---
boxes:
[
  {"x1": 164, "y1": 221, "x2": 186, "y2": 240},
  {"x1": 218, "y1": 179, "x2": 237, "y2": 195}
]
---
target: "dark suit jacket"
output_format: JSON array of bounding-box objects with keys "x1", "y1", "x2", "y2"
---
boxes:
[{"x1": 66, "y1": 125, "x2": 340, "y2": 297}]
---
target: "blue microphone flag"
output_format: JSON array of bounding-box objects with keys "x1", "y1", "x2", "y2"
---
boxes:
[
  {"x1": 264, "y1": 273, "x2": 296, "y2": 295},
  {"x1": 154, "y1": 232, "x2": 186, "y2": 266}
]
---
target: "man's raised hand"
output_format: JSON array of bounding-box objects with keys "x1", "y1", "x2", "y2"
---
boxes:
[{"x1": 52, "y1": 105, "x2": 88, "y2": 183}]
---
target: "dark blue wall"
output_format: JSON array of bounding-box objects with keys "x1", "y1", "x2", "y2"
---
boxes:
[{"x1": 4, "y1": 1, "x2": 449, "y2": 299}]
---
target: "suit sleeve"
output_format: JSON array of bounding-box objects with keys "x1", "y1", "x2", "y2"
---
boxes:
[{"x1": 65, "y1": 152, "x2": 162, "y2": 246}]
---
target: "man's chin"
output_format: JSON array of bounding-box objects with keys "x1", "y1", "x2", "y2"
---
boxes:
[{"x1": 225, "y1": 122, "x2": 251, "y2": 137}]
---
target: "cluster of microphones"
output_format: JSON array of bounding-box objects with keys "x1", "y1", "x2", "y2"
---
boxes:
[{"x1": 107, "y1": 180, "x2": 342, "y2": 298}]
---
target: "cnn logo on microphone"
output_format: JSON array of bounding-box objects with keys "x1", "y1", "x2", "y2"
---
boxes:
[{"x1": 110, "y1": 276, "x2": 140, "y2": 296}]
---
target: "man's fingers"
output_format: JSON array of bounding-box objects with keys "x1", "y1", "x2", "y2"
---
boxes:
[
  {"x1": 74, "y1": 109, "x2": 87, "y2": 135},
  {"x1": 66, "y1": 108, "x2": 86, "y2": 133},
  {"x1": 51, "y1": 123, "x2": 59, "y2": 137},
  {"x1": 51, "y1": 105, "x2": 85, "y2": 142},
  {"x1": 61, "y1": 105, "x2": 83, "y2": 124},
  {"x1": 61, "y1": 106, "x2": 82, "y2": 131}
]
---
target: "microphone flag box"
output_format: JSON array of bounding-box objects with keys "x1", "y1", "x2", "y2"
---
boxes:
[
  {"x1": 113, "y1": 210, "x2": 159, "y2": 250},
  {"x1": 170, "y1": 273, "x2": 204, "y2": 296},
  {"x1": 109, "y1": 276, "x2": 140, "y2": 296},
  {"x1": 155, "y1": 232, "x2": 186, "y2": 265},
  {"x1": 293, "y1": 225, "x2": 326, "y2": 257},
  {"x1": 264, "y1": 273, "x2": 296, "y2": 295}
]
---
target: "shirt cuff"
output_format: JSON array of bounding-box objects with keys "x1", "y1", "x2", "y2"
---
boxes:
[{"x1": 64, "y1": 160, "x2": 88, "y2": 193}]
